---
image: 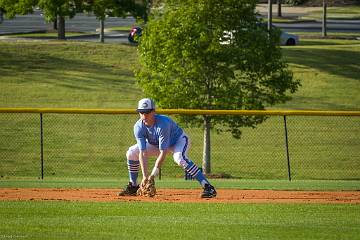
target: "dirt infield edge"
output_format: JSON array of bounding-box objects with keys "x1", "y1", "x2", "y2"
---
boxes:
[{"x1": 1, "y1": 188, "x2": 360, "y2": 204}]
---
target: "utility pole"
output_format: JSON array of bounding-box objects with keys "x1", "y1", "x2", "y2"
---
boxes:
[
  {"x1": 0, "y1": 9, "x2": 4, "y2": 24},
  {"x1": 277, "y1": 0, "x2": 282, "y2": 17},
  {"x1": 99, "y1": 19, "x2": 105, "y2": 43},
  {"x1": 268, "y1": 0, "x2": 272, "y2": 32},
  {"x1": 322, "y1": 0, "x2": 327, "y2": 37}
]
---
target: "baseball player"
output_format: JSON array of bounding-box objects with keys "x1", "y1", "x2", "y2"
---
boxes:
[{"x1": 119, "y1": 98, "x2": 217, "y2": 198}]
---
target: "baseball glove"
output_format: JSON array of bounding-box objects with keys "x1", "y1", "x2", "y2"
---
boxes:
[{"x1": 137, "y1": 176, "x2": 156, "y2": 197}]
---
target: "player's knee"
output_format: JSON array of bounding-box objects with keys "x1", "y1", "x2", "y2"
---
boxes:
[
  {"x1": 126, "y1": 146, "x2": 139, "y2": 160},
  {"x1": 173, "y1": 152, "x2": 188, "y2": 168}
]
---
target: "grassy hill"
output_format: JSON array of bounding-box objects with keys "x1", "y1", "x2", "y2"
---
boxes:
[
  {"x1": 281, "y1": 39, "x2": 360, "y2": 110},
  {"x1": 0, "y1": 39, "x2": 359, "y2": 110},
  {"x1": 0, "y1": 41, "x2": 141, "y2": 108}
]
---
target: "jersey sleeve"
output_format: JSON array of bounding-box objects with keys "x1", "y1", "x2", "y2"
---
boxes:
[{"x1": 158, "y1": 125, "x2": 171, "y2": 150}]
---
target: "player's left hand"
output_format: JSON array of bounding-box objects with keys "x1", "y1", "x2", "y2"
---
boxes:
[{"x1": 137, "y1": 176, "x2": 156, "y2": 197}]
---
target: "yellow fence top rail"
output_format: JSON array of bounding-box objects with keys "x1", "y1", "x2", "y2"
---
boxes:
[{"x1": 0, "y1": 108, "x2": 359, "y2": 116}]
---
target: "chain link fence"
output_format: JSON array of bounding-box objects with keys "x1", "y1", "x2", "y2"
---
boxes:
[{"x1": 0, "y1": 109, "x2": 359, "y2": 181}]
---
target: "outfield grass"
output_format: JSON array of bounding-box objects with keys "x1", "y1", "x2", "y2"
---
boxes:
[
  {"x1": 280, "y1": 39, "x2": 360, "y2": 110},
  {"x1": 0, "y1": 39, "x2": 358, "y2": 109},
  {"x1": 0, "y1": 38, "x2": 359, "y2": 185},
  {"x1": 0, "y1": 41, "x2": 141, "y2": 108},
  {"x1": 0, "y1": 113, "x2": 358, "y2": 181},
  {"x1": 0, "y1": 201, "x2": 359, "y2": 240}
]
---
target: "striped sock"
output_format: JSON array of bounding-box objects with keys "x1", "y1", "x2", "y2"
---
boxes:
[
  {"x1": 185, "y1": 161, "x2": 209, "y2": 187},
  {"x1": 127, "y1": 160, "x2": 139, "y2": 186}
]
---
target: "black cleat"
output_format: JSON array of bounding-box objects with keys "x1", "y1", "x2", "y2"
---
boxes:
[
  {"x1": 201, "y1": 184, "x2": 217, "y2": 198},
  {"x1": 118, "y1": 182, "x2": 139, "y2": 196}
]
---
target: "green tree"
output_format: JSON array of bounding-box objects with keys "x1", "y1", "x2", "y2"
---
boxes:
[
  {"x1": 83, "y1": 0, "x2": 147, "y2": 43},
  {"x1": 83, "y1": 0, "x2": 121, "y2": 43},
  {"x1": 38, "y1": 0, "x2": 83, "y2": 40},
  {"x1": 0, "y1": 0, "x2": 82, "y2": 40},
  {"x1": 0, "y1": 0, "x2": 36, "y2": 18},
  {"x1": 277, "y1": 0, "x2": 282, "y2": 17},
  {"x1": 136, "y1": 0, "x2": 300, "y2": 174}
]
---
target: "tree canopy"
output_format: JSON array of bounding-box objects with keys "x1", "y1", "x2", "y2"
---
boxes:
[
  {"x1": 136, "y1": 0, "x2": 300, "y2": 138},
  {"x1": 0, "y1": 0, "x2": 37, "y2": 18},
  {"x1": 135, "y1": 0, "x2": 301, "y2": 173},
  {"x1": 82, "y1": 0, "x2": 146, "y2": 20}
]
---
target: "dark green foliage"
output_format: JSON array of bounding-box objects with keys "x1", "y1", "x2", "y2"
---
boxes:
[
  {"x1": 82, "y1": 0, "x2": 147, "y2": 21},
  {"x1": 0, "y1": 0, "x2": 37, "y2": 18},
  {"x1": 37, "y1": 0, "x2": 83, "y2": 22}
]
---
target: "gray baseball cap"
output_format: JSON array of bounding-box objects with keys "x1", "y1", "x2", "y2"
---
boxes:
[{"x1": 136, "y1": 98, "x2": 155, "y2": 113}]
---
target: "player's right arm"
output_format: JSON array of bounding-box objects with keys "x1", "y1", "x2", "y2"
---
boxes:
[
  {"x1": 134, "y1": 121, "x2": 150, "y2": 179},
  {"x1": 139, "y1": 150, "x2": 149, "y2": 179}
]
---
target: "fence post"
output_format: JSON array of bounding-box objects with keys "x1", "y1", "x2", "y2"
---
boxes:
[
  {"x1": 283, "y1": 115, "x2": 292, "y2": 181},
  {"x1": 40, "y1": 113, "x2": 44, "y2": 179}
]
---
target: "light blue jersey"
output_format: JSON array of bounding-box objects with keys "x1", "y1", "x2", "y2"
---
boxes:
[{"x1": 134, "y1": 114, "x2": 183, "y2": 151}]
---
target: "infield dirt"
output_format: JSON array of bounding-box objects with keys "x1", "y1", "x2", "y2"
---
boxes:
[{"x1": 0, "y1": 188, "x2": 359, "y2": 204}]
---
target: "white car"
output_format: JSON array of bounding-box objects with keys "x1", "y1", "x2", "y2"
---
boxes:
[
  {"x1": 280, "y1": 31, "x2": 299, "y2": 46},
  {"x1": 263, "y1": 21, "x2": 299, "y2": 46},
  {"x1": 221, "y1": 25, "x2": 299, "y2": 46}
]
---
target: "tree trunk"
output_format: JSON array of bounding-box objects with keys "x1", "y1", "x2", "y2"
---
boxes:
[
  {"x1": 322, "y1": 0, "x2": 327, "y2": 37},
  {"x1": 53, "y1": 16, "x2": 57, "y2": 30},
  {"x1": 57, "y1": 15, "x2": 66, "y2": 40},
  {"x1": 99, "y1": 19, "x2": 105, "y2": 43},
  {"x1": 0, "y1": 10, "x2": 3, "y2": 24},
  {"x1": 145, "y1": 0, "x2": 153, "y2": 23},
  {"x1": 268, "y1": 0, "x2": 272, "y2": 32},
  {"x1": 202, "y1": 116, "x2": 211, "y2": 175},
  {"x1": 277, "y1": 0, "x2": 282, "y2": 17}
]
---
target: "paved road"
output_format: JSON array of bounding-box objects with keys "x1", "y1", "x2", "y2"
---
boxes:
[
  {"x1": 0, "y1": 10, "x2": 135, "y2": 43},
  {"x1": 1, "y1": 9, "x2": 360, "y2": 42},
  {"x1": 257, "y1": 5, "x2": 360, "y2": 33},
  {"x1": 275, "y1": 20, "x2": 360, "y2": 33}
]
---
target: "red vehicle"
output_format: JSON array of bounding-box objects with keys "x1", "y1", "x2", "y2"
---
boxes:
[{"x1": 128, "y1": 26, "x2": 142, "y2": 44}]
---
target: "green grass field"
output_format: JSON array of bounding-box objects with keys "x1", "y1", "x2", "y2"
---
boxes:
[
  {"x1": 1, "y1": 113, "x2": 358, "y2": 181},
  {"x1": 0, "y1": 201, "x2": 358, "y2": 240},
  {"x1": 1, "y1": 38, "x2": 358, "y2": 109},
  {"x1": 0, "y1": 41, "x2": 140, "y2": 108}
]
